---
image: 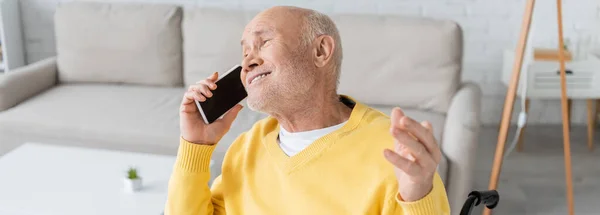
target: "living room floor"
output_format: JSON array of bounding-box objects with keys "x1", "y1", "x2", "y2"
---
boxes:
[{"x1": 473, "y1": 125, "x2": 600, "y2": 215}]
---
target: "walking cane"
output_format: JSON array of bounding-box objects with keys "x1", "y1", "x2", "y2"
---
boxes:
[{"x1": 460, "y1": 190, "x2": 499, "y2": 215}]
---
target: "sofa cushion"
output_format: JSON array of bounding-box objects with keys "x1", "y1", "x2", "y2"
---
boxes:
[
  {"x1": 371, "y1": 105, "x2": 448, "y2": 183},
  {"x1": 54, "y1": 2, "x2": 184, "y2": 87},
  {"x1": 333, "y1": 15, "x2": 462, "y2": 113},
  {"x1": 182, "y1": 8, "x2": 257, "y2": 86},
  {"x1": 0, "y1": 85, "x2": 183, "y2": 154},
  {"x1": 0, "y1": 85, "x2": 264, "y2": 157}
]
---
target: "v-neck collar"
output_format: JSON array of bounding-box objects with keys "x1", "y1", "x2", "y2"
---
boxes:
[{"x1": 262, "y1": 96, "x2": 368, "y2": 174}]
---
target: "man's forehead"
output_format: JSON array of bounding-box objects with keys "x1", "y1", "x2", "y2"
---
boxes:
[
  {"x1": 241, "y1": 7, "x2": 305, "y2": 44},
  {"x1": 244, "y1": 22, "x2": 275, "y2": 35},
  {"x1": 241, "y1": 22, "x2": 275, "y2": 45}
]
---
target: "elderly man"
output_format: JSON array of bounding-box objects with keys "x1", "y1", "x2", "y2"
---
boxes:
[{"x1": 166, "y1": 6, "x2": 450, "y2": 215}]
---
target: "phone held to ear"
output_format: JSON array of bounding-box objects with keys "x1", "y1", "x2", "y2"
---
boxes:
[{"x1": 195, "y1": 65, "x2": 247, "y2": 124}]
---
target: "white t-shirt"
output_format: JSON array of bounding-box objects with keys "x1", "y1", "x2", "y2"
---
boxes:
[{"x1": 278, "y1": 121, "x2": 347, "y2": 157}]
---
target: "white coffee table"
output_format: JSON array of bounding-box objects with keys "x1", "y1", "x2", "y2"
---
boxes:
[{"x1": 0, "y1": 143, "x2": 177, "y2": 215}]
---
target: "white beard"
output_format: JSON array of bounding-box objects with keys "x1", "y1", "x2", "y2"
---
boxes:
[{"x1": 246, "y1": 47, "x2": 315, "y2": 114}]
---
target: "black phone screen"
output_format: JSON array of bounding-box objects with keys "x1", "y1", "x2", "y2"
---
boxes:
[{"x1": 197, "y1": 66, "x2": 247, "y2": 124}]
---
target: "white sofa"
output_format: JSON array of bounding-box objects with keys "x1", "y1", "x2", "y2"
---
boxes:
[{"x1": 0, "y1": 2, "x2": 481, "y2": 213}]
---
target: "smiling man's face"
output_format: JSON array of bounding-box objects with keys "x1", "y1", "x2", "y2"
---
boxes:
[{"x1": 240, "y1": 7, "x2": 318, "y2": 113}]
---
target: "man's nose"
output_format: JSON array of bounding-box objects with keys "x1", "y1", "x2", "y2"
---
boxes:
[{"x1": 242, "y1": 52, "x2": 264, "y2": 73}]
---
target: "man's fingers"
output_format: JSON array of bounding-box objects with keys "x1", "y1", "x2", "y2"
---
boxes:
[
  {"x1": 184, "y1": 90, "x2": 206, "y2": 102},
  {"x1": 209, "y1": 72, "x2": 219, "y2": 82},
  {"x1": 398, "y1": 117, "x2": 439, "y2": 161},
  {"x1": 182, "y1": 90, "x2": 205, "y2": 103},
  {"x1": 181, "y1": 92, "x2": 194, "y2": 105},
  {"x1": 181, "y1": 73, "x2": 220, "y2": 115},
  {"x1": 391, "y1": 128, "x2": 435, "y2": 165},
  {"x1": 384, "y1": 149, "x2": 421, "y2": 176},
  {"x1": 196, "y1": 79, "x2": 217, "y2": 90},
  {"x1": 181, "y1": 93, "x2": 199, "y2": 113},
  {"x1": 419, "y1": 121, "x2": 441, "y2": 163},
  {"x1": 399, "y1": 117, "x2": 431, "y2": 143},
  {"x1": 198, "y1": 84, "x2": 213, "y2": 97},
  {"x1": 390, "y1": 107, "x2": 441, "y2": 165},
  {"x1": 192, "y1": 91, "x2": 206, "y2": 102},
  {"x1": 394, "y1": 142, "x2": 415, "y2": 162},
  {"x1": 421, "y1": 121, "x2": 433, "y2": 131},
  {"x1": 189, "y1": 83, "x2": 214, "y2": 98},
  {"x1": 390, "y1": 107, "x2": 405, "y2": 130}
]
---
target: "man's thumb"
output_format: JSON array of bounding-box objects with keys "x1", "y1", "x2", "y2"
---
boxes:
[{"x1": 221, "y1": 104, "x2": 243, "y2": 125}]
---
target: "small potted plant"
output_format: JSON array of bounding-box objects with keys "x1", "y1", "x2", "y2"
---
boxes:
[{"x1": 124, "y1": 167, "x2": 142, "y2": 192}]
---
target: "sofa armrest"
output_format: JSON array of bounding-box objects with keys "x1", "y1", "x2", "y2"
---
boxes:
[
  {"x1": 0, "y1": 57, "x2": 58, "y2": 111},
  {"x1": 440, "y1": 82, "x2": 482, "y2": 214}
]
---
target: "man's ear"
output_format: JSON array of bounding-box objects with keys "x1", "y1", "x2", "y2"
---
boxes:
[{"x1": 313, "y1": 35, "x2": 335, "y2": 68}]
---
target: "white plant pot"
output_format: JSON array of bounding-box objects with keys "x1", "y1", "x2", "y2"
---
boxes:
[{"x1": 124, "y1": 178, "x2": 143, "y2": 192}]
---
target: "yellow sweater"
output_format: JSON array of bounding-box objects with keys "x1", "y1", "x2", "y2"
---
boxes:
[{"x1": 166, "y1": 99, "x2": 450, "y2": 214}]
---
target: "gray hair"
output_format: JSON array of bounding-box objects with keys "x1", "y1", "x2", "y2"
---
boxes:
[{"x1": 301, "y1": 10, "x2": 343, "y2": 88}]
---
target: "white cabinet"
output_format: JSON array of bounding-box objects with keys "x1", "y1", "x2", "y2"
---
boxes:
[
  {"x1": 502, "y1": 50, "x2": 600, "y2": 99},
  {"x1": 0, "y1": 0, "x2": 25, "y2": 72}
]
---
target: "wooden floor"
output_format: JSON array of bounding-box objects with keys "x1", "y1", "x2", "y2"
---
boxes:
[{"x1": 473, "y1": 125, "x2": 600, "y2": 215}]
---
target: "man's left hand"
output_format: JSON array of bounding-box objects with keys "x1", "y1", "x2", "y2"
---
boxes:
[{"x1": 384, "y1": 107, "x2": 442, "y2": 202}]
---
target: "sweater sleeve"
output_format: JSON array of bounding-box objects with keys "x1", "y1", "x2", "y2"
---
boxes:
[
  {"x1": 387, "y1": 172, "x2": 451, "y2": 214},
  {"x1": 165, "y1": 137, "x2": 226, "y2": 215}
]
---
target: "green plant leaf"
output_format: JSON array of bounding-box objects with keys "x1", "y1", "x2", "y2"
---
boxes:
[{"x1": 126, "y1": 167, "x2": 139, "y2": 179}]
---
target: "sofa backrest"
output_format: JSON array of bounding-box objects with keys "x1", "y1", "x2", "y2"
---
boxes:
[
  {"x1": 333, "y1": 14, "x2": 462, "y2": 113},
  {"x1": 182, "y1": 8, "x2": 462, "y2": 113},
  {"x1": 54, "y1": 2, "x2": 184, "y2": 87},
  {"x1": 182, "y1": 8, "x2": 256, "y2": 86},
  {"x1": 53, "y1": 3, "x2": 462, "y2": 112}
]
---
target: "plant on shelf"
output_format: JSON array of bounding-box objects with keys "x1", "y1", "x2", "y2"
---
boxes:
[{"x1": 124, "y1": 166, "x2": 143, "y2": 192}]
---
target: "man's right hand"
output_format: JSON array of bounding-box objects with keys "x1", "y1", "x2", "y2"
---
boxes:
[{"x1": 180, "y1": 72, "x2": 244, "y2": 145}]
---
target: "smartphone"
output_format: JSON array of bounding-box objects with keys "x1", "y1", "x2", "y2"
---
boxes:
[{"x1": 195, "y1": 65, "x2": 247, "y2": 124}]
